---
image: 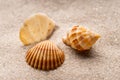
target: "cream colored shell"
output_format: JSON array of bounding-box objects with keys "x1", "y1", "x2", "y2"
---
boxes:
[
  {"x1": 62, "y1": 25, "x2": 100, "y2": 51},
  {"x1": 26, "y1": 40, "x2": 65, "y2": 70},
  {"x1": 20, "y1": 13, "x2": 55, "y2": 45}
]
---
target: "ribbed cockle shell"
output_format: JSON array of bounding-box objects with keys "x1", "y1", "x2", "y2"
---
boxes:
[
  {"x1": 62, "y1": 25, "x2": 100, "y2": 51},
  {"x1": 25, "y1": 40, "x2": 65, "y2": 70}
]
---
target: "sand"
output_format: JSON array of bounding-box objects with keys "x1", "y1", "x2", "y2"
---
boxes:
[{"x1": 0, "y1": 0, "x2": 120, "y2": 80}]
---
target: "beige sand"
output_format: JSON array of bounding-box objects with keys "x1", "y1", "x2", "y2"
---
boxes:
[{"x1": 0, "y1": 0, "x2": 120, "y2": 80}]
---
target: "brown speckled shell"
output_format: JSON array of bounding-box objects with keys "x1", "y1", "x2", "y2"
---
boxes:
[
  {"x1": 62, "y1": 25, "x2": 100, "y2": 51},
  {"x1": 25, "y1": 40, "x2": 65, "y2": 70}
]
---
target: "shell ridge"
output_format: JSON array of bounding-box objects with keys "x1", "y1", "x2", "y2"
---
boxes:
[
  {"x1": 26, "y1": 47, "x2": 37, "y2": 65},
  {"x1": 50, "y1": 42, "x2": 54, "y2": 69},
  {"x1": 42, "y1": 41, "x2": 49, "y2": 70},
  {"x1": 55, "y1": 49, "x2": 61, "y2": 67},
  {"x1": 38, "y1": 43, "x2": 45, "y2": 69},
  {"x1": 34, "y1": 43, "x2": 44, "y2": 69},
  {"x1": 45, "y1": 41, "x2": 50, "y2": 70},
  {"x1": 53, "y1": 48, "x2": 57, "y2": 68},
  {"x1": 60, "y1": 50, "x2": 65, "y2": 64},
  {"x1": 30, "y1": 46, "x2": 39, "y2": 68},
  {"x1": 46, "y1": 42, "x2": 50, "y2": 70}
]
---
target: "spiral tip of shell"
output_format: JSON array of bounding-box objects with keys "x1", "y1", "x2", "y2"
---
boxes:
[
  {"x1": 96, "y1": 34, "x2": 101, "y2": 38},
  {"x1": 62, "y1": 37, "x2": 66, "y2": 43},
  {"x1": 62, "y1": 37, "x2": 70, "y2": 46}
]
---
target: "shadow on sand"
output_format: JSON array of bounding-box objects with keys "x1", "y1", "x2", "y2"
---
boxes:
[{"x1": 74, "y1": 48, "x2": 98, "y2": 59}]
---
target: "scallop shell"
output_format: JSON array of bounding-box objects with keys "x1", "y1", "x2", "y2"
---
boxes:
[
  {"x1": 62, "y1": 25, "x2": 100, "y2": 51},
  {"x1": 26, "y1": 40, "x2": 65, "y2": 70}
]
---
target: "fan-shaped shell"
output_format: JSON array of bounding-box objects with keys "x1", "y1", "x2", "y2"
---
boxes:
[
  {"x1": 26, "y1": 40, "x2": 65, "y2": 70},
  {"x1": 62, "y1": 25, "x2": 100, "y2": 51}
]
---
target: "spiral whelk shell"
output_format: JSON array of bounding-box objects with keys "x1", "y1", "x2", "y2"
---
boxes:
[
  {"x1": 62, "y1": 25, "x2": 100, "y2": 51},
  {"x1": 26, "y1": 40, "x2": 65, "y2": 70}
]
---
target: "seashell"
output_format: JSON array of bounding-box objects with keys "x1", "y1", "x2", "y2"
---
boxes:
[
  {"x1": 19, "y1": 13, "x2": 55, "y2": 45},
  {"x1": 25, "y1": 40, "x2": 65, "y2": 70},
  {"x1": 62, "y1": 25, "x2": 100, "y2": 51}
]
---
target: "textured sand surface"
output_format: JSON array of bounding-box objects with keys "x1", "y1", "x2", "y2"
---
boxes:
[{"x1": 0, "y1": 0, "x2": 120, "y2": 80}]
